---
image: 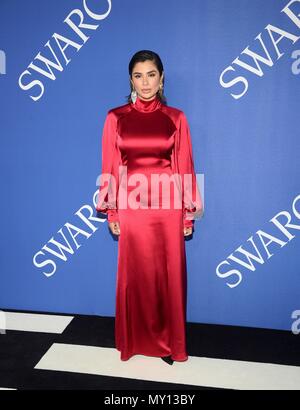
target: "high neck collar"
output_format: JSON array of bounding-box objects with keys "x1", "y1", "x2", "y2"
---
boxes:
[{"x1": 131, "y1": 94, "x2": 162, "y2": 113}]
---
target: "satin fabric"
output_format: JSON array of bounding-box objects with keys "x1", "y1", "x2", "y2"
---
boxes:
[{"x1": 96, "y1": 95, "x2": 203, "y2": 361}]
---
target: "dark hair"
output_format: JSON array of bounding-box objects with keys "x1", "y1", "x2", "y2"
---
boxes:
[{"x1": 126, "y1": 50, "x2": 167, "y2": 104}]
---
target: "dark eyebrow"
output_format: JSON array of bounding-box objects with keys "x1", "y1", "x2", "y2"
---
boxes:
[{"x1": 132, "y1": 70, "x2": 157, "y2": 75}]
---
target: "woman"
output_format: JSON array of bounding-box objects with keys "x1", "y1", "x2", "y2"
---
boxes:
[{"x1": 96, "y1": 50, "x2": 203, "y2": 365}]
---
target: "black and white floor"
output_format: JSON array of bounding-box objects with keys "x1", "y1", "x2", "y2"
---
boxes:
[{"x1": 0, "y1": 309, "x2": 300, "y2": 390}]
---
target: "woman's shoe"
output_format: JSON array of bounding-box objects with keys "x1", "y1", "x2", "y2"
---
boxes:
[{"x1": 161, "y1": 355, "x2": 174, "y2": 365}]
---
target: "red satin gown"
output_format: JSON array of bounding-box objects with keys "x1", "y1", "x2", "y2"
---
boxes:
[{"x1": 96, "y1": 94, "x2": 203, "y2": 362}]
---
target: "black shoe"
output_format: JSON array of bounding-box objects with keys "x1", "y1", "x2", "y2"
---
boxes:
[{"x1": 161, "y1": 355, "x2": 174, "y2": 365}]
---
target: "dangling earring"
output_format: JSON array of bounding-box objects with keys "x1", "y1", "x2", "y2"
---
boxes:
[
  {"x1": 158, "y1": 83, "x2": 163, "y2": 98},
  {"x1": 131, "y1": 88, "x2": 137, "y2": 104}
]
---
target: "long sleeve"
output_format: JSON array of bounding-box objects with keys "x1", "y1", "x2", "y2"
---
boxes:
[
  {"x1": 95, "y1": 110, "x2": 120, "y2": 223},
  {"x1": 175, "y1": 111, "x2": 203, "y2": 228}
]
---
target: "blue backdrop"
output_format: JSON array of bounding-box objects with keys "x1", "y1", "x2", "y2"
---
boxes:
[{"x1": 1, "y1": 0, "x2": 300, "y2": 331}]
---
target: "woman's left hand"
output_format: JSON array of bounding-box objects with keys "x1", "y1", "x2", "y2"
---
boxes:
[{"x1": 183, "y1": 226, "x2": 193, "y2": 236}]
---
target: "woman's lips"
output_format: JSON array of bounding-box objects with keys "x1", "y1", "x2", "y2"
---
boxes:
[{"x1": 142, "y1": 89, "x2": 151, "y2": 93}]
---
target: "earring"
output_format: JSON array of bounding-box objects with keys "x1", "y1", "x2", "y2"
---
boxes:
[
  {"x1": 131, "y1": 89, "x2": 137, "y2": 104},
  {"x1": 158, "y1": 83, "x2": 163, "y2": 97}
]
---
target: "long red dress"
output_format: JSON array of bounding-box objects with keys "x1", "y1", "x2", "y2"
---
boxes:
[{"x1": 96, "y1": 94, "x2": 203, "y2": 362}]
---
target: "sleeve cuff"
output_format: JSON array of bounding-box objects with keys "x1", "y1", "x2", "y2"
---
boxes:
[
  {"x1": 107, "y1": 210, "x2": 119, "y2": 223},
  {"x1": 183, "y1": 218, "x2": 194, "y2": 228}
]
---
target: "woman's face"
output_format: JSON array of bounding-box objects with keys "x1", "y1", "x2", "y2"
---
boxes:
[{"x1": 130, "y1": 60, "x2": 163, "y2": 101}]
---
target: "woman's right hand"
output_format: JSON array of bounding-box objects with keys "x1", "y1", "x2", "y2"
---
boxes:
[{"x1": 108, "y1": 221, "x2": 121, "y2": 236}]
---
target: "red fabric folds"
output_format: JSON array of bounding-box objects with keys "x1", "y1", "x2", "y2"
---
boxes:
[
  {"x1": 95, "y1": 111, "x2": 120, "y2": 223},
  {"x1": 173, "y1": 111, "x2": 203, "y2": 228}
]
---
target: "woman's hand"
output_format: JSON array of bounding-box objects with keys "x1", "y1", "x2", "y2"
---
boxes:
[
  {"x1": 108, "y1": 221, "x2": 121, "y2": 236},
  {"x1": 183, "y1": 226, "x2": 193, "y2": 236}
]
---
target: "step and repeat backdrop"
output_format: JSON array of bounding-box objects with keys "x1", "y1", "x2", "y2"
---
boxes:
[{"x1": 1, "y1": 0, "x2": 300, "y2": 331}]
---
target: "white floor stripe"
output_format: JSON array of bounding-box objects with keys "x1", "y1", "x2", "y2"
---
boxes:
[
  {"x1": 0, "y1": 388, "x2": 17, "y2": 390},
  {"x1": 34, "y1": 343, "x2": 300, "y2": 390},
  {"x1": 2, "y1": 312, "x2": 73, "y2": 334}
]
